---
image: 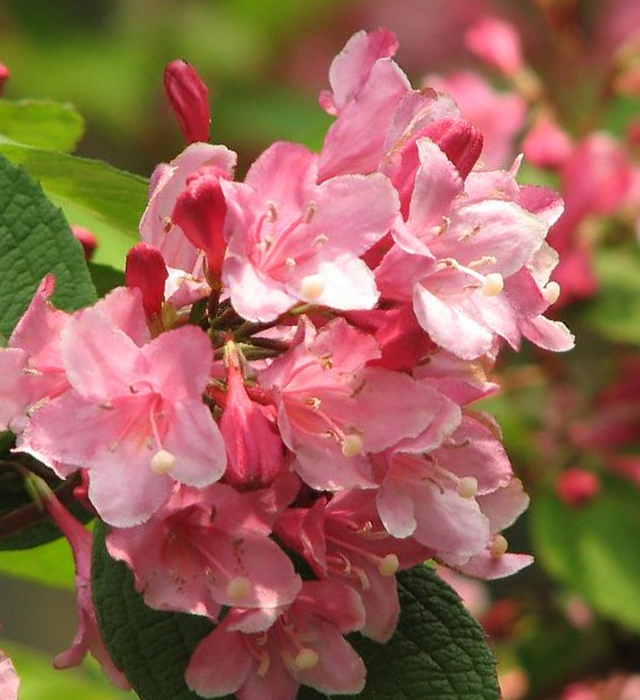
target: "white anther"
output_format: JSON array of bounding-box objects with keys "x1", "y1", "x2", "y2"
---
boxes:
[
  {"x1": 295, "y1": 648, "x2": 319, "y2": 670},
  {"x1": 150, "y1": 449, "x2": 176, "y2": 474},
  {"x1": 341, "y1": 434, "x2": 364, "y2": 458},
  {"x1": 543, "y1": 281, "x2": 561, "y2": 305},
  {"x1": 284, "y1": 257, "x2": 297, "y2": 267},
  {"x1": 378, "y1": 554, "x2": 400, "y2": 577},
  {"x1": 226, "y1": 576, "x2": 252, "y2": 601},
  {"x1": 489, "y1": 534, "x2": 508, "y2": 559},
  {"x1": 482, "y1": 273, "x2": 504, "y2": 297},
  {"x1": 300, "y1": 274, "x2": 325, "y2": 300},
  {"x1": 457, "y1": 476, "x2": 478, "y2": 499},
  {"x1": 313, "y1": 233, "x2": 329, "y2": 247}
]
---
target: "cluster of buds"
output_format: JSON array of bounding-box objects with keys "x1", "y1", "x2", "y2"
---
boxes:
[{"x1": 0, "y1": 29, "x2": 572, "y2": 699}]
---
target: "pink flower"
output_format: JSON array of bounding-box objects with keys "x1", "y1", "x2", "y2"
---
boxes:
[
  {"x1": 20, "y1": 288, "x2": 226, "y2": 526},
  {"x1": 106, "y1": 479, "x2": 301, "y2": 618},
  {"x1": 37, "y1": 484, "x2": 129, "y2": 690},
  {"x1": 318, "y1": 29, "x2": 460, "y2": 180},
  {"x1": 258, "y1": 316, "x2": 447, "y2": 491},
  {"x1": 221, "y1": 141, "x2": 399, "y2": 322},
  {"x1": 185, "y1": 581, "x2": 366, "y2": 700},
  {"x1": 376, "y1": 140, "x2": 571, "y2": 359},
  {"x1": 375, "y1": 413, "x2": 530, "y2": 573},
  {"x1": 276, "y1": 490, "x2": 431, "y2": 642},
  {"x1": 0, "y1": 275, "x2": 70, "y2": 434}
]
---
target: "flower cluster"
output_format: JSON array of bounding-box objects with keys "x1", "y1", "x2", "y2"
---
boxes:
[{"x1": 0, "y1": 29, "x2": 572, "y2": 700}]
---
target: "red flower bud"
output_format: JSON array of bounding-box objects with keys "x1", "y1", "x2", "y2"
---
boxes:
[
  {"x1": 125, "y1": 242, "x2": 168, "y2": 318},
  {"x1": 0, "y1": 62, "x2": 10, "y2": 97},
  {"x1": 163, "y1": 60, "x2": 210, "y2": 144},
  {"x1": 71, "y1": 225, "x2": 98, "y2": 261},
  {"x1": 556, "y1": 468, "x2": 600, "y2": 507},
  {"x1": 423, "y1": 118, "x2": 484, "y2": 179},
  {"x1": 171, "y1": 166, "x2": 229, "y2": 282}
]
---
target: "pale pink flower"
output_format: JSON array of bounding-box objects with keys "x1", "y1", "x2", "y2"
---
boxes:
[
  {"x1": 258, "y1": 316, "x2": 448, "y2": 491},
  {"x1": 20, "y1": 288, "x2": 226, "y2": 526},
  {"x1": 318, "y1": 28, "x2": 460, "y2": 180},
  {"x1": 221, "y1": 141, "x2": 399, "y2": 322},
  {"x1": 375, "y1": 413, "x2": 530, "y2": 573},
  {"x1": 106, "y1": 478, "x2": 301, "y2": 617},
  {"x1": 186, "y1": 581, "x2": 366, "y2": 700},
  {"x1": 38, "y1": 485, "x2": 130, "y2": 690},
  {"x1": 376, "y1": 139, "x2": 571, "y2": 359}
]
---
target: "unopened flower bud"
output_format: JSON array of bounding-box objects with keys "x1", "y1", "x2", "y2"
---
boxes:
[
  {"x1": 125, "y1": 242, "x2": 169, "y2": 318},
  {"x1": 172, "y1": 166, "x2": 229, "y2": 282},
  {"x1": 164, "y1": 60, "x2": 210, "y2": 144},
  {"x1": 71, "y1": 225, "x2": 98, "y2": 261},
  {"x1": 0, "y1": 62, "x2": 10, "y2": 97},
  {"x1": 423, "y1": 118, "x2": 484, "y2": 179},
  {"x1": 465, "y1": 17, "x2": 524, "y2": 77},
  {"x1": 556, "y1": 468, "x2": 600, "y2": 507}
]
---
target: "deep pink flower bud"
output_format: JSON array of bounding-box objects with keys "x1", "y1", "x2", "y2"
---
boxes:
[
  {"x1": 465, "y1": 17, "x2": 524, "y2": 77},
  {"x1": 0, "y1": 62, "x2": 10, "y2": 97},
  {"x1": 220, "y1": 344, "x2": 284, "y2": 491},
  {"x1": 71, "y1": 225, "x2": 98, "y2": 260},
  {"x1": 171, "y1": 166, "x2": 229, "y2": 283},
  {"x1": 556, "y1": 468, "x2": 600, "y2": 507},
  {"x1": 423, "y1": 118, "x2": 484, "y2": 179},
  {"x1": 125, "y1": 242, "x2": 168, "y2": 318},
  {"x1": 163, "y1": 60, "x2": 210, "y2": 144}
]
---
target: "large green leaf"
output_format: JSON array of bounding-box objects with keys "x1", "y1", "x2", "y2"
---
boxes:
[
  {"x1": 0, "y1": 99, "x2": 84, "y2": 152},
  {"x1": 531, "y1": 475, "x2": 640, "y2": 633},
  {"x1": 0, "y1": 151, "x2": 96, "y2": 340},
  {"x1": 93, "y1": 521, "x2": 499, "y2": 700},
  {"x1": 0, "y1": 140, "x2": 147, "y2": 271}
]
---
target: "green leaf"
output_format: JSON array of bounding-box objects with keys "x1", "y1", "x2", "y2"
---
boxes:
[
  {"x1": 531, "y1": 475, "x2": 640, "y2": 633},
  {"x1": 88, "y1": 262, "x2": 125, "y2": 298},
  {"x1": 0, "y1": 535, "x2": 74, "y2": 589},
  {"x1": 583, "y1": 245, "x2": 640, "y2": 345},
  {"x1": 0, "y1": 141, "x2": 147, "y2": 271},
  {"x1": 0, "y1": 99, "x2": 85, "y2": 152},
  {"x1": 0, "y1": 151, "x2": 96, "y2": 340},
  {"x1": 4, "y1": 641, "x2": 133, "y2": 700},
  {"x1": 93, "y1": 522, "x2": 499, "y2": 700}
]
